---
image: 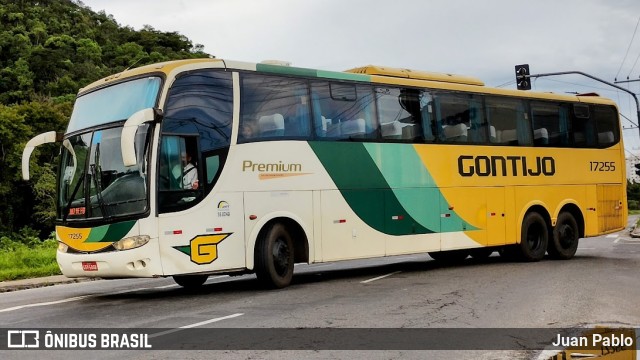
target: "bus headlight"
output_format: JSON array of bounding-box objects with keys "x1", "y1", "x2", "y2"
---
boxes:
[
  {"x1": 113, "y1": 235, "x2": 150, "y2": 251},
  {"x1": 58, "y1": 242, "x2": 69, "y2": 253}
]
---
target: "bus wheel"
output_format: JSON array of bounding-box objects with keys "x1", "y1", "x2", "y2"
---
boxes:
[
  {"x1": 548, "y1": 212, "x2": 579, "y2": 260},
  {"x1": 517, "y1": 212, "x2": 548, "y2": 262},
  {"x1": 469, "y1": 247, "x2": 494, "y2": 260},
  {"x1": 255, "y1": 223, "x2": 294, "y2": 289},
  {"x1": 428, "y1": 249, "x2": 469, "y2": 263},
  {"x1": 173, "y1": 274, "x2": 208, "y2": 288}
]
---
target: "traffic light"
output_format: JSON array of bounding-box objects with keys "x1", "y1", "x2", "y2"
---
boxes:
[
  {"x1": 635, "y1": 163, "x2": 640, "y2": 176},
  {"x1": 515, "y1": 64, "x2": 531, "y2": 90}
]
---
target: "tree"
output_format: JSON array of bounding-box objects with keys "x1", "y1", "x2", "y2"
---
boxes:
[{"x1": 0, "y1": 0, "x2": 211, "y2": 238}]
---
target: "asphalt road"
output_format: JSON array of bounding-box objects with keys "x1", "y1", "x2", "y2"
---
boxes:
[{"x1": 1, "y1": 216, "x2": 639, "y2": 359}]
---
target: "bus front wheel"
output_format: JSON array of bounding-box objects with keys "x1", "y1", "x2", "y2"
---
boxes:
[
  {"x1": 173, "y1": 274, "x2": 208, "y2": 288},
  {"x1": 255, "y1": 223, "x2": 294, "y2": 289},
  {"x1": 548, "y1": 212, "x2": 579, "y2": 260},
  {"x1": 517, "y1": 212, "x2": 548, "y2": 262}
]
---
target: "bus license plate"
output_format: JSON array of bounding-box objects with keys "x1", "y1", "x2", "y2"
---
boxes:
[{"x1": 82, "y1": 261, "x2": 98, "y2": 271}]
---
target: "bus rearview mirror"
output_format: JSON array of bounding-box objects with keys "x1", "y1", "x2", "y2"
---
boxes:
[{"x1": 121, "y1": 108, "x2": 157, "y2": 167}]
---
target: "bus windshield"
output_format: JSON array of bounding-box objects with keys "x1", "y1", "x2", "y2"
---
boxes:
[
  {"x1": 67, "y1": 77, "x2": 161, "y2": 134},
  {"x1": 58, "y1": 125, "x2": 151, "y2": 222}
]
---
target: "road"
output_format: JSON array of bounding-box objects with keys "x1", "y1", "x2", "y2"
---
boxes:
[{"x1": 1, "y1": 216, "x2": 639, "y2": 359}]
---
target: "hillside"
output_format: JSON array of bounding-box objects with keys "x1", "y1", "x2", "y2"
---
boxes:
[{"x1": 0, "y1": 0, "x2": 209, "y2": 237}]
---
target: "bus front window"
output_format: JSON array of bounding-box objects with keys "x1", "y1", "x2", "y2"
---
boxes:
[{"x1": 58, "y1": 125, "x2": 151, "y2": 221}]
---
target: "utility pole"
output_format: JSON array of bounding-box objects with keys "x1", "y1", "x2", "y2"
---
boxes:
[{"x1": 515, "y1": 65, "x2": 640, "y2": 139}]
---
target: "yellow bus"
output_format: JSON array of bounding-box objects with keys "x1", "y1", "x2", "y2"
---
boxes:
[{"x1": 22, "y1": 59, "x2": 626, "y2": 288}]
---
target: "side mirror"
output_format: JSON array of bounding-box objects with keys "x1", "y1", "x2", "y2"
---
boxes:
[
  {"x1": 22, "y1": 131, "x2": 63, "y2": 180},
  {"x1": 121, "y1": 108, "x2": 158, "y2": 167}
]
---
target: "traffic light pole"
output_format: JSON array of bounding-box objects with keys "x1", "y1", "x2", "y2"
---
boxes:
[{"x1": 524, "y1": 71, "x2": 640, "y2": 138}]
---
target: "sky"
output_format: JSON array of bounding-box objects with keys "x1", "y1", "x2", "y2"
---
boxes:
[{"x1": 81, "y1": 0, "x2": 640, "y2": 153}]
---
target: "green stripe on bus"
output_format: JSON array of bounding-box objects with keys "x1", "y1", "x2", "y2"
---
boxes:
[
  {"x1": 256, "y1": 64, "x2": 318, "y2": 78},
  {"x1": 362, "y1": 143, "x2": 477, "y2": 232},
  {"x1": 309, "y1": 142, "x2": 432, "y2": 235},
  {"x1": 86, "y1": 224, "x2": 109, "y2": 242},
  {"x1": 256, "y1": 64, "x2": 371, "y2": 82},
  {"x1": 86, "y1": 220, "x2": 136, "y2": 243}
]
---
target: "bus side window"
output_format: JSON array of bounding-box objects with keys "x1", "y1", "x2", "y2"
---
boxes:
[
  {"x1": 239, "y1": 73, "x2": 311, "y2": 142},
  {"x1": 486, "y1": 97, "x2": 531, "y2": 146},
  {"x1": 311, "y1": 81, "x2": 378, "y2": 140},
  {"x1": 531, "y1": 102, "x2": 570, "y2": 147},
  {"x1": 376, "y1": 87, "x2": 423, "y2": 142},
  {"x1": 593, "y1": 105, "x2": 619, "y2": 147},
  {"x1": 571, "y1": 104, "x2": 596, "y2": 147}
]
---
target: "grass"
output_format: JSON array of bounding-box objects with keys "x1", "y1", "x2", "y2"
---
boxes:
[{"x1": 0, "y1": 238, "x2": 61, "y2": 282}]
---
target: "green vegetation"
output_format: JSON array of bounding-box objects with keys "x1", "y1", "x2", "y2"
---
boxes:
[
  {"x1": 0, "y1": 0, "x2": 209, "y2": 242},
  {"x1": 0, "y1": 229, "x2": 59, "y2": 281},
  {"x1": 0, "y1": 0, "x2": 209, "y2": 280},
  {"x1": 628, "y1": 181, "x2": 640, "y2": 211}
]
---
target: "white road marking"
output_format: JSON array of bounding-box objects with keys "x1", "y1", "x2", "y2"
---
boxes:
[
  {"x1": 614, "y1": 238, "x2": 621, "y2": 244},
  {"x1": 0, "y1": 295, "x2": 92, "y2": 313},
  {"x1": 360, "y1": 271, "x2": 401, "y2": 284},
  {"x1": 606, "y1": 234, "x2": 619, "y2": 238},
  {"x1": 149, "y1": 313, "x2": 244, "y2": 338},
  {"x1": 0, "y1": 276, "x2": 233, "y2": 313}
]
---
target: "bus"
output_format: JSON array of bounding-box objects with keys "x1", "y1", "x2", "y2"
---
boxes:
[{"x1": 22, "y1": 58, "x2": 627, "y2": 289}]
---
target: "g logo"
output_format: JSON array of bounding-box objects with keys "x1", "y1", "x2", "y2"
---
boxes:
[{"x1": 173, "y1": 234, "x2": 231, "y2": 265}]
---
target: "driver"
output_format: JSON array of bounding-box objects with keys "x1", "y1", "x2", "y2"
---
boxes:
[{"x1": 173, "y1": 151, "x2": 198, "y2": 189}]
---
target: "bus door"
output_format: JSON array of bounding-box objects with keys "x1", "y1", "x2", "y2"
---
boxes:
[
  {"x1": 156, "y1": 135, "x2": 245, "y2": 276},
  {"x1": 485, "y1": 187, "x2": 506, "y2": 246}
]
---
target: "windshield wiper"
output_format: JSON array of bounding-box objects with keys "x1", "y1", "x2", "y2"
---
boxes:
[
  {"x1": 89, "y1": 142, "x2": 110, "y2": 218},
  {"x1": 62, "y1": 172, "x2": 85, "y2": 222},
  {"x1": 90, "y1": 163, "x2": 110, "y2": 219}
]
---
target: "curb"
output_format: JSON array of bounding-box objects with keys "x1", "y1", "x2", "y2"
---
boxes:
[{"x1": 0, "y1": 275, "x2": 96, "y2": 293}]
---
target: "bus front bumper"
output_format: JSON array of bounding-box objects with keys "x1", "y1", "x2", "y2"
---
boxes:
[{"x1": 56, "y1": 240, "x2": 163, "y2": 278}]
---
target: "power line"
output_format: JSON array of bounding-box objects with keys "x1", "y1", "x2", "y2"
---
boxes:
[
  {"x1": 615, "y1": 15, "x2": 640, "y2": 81},
  {"x1": 495, "y1": 79, "x2": 515, "y2": 88},
  {"x1": 620, "y1": 112, "x2": 639, "y2": 127},
  {"x1": 627, "y1": 50, "x2": 640, "y2": 79},
  {"x1": 625, "y1": 147, "x2": 640, "y2": 160}
]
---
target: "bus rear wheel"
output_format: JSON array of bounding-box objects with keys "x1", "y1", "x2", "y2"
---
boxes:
[
  {"x1": 173, "y1": 274, "x2": 208, "y2": 288},
  {"x1": 548, "y1": 212, "x2": 579, "y2": 260},
  {"x1": 255, "y1": 222, "x2": 294, "y2": 289},
  {"x1": 517, "y1": 212, "x2": 548, "y2": 262}
]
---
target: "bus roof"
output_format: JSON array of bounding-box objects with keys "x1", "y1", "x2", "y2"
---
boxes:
[
  {"x1": 345, "y1": 65, "x2": 485, "y2": 86},
  {"x1": 77, "y1": 58, "x2": 617, "y2": 107}
]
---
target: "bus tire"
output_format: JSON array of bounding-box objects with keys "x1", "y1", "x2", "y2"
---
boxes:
[
  {"x1": 173, "y1": 274, "x2": 208, "y2": 288},
  {"x1": 428, "y1": 249, "x2": 469, "y2": 263},
  {"x1": 517, "y1": 212, "x2": 548, "y2": 262},
  {"x1": 548, "y1": 212, "x2": 579, "y2": 260},
  {"x1": 255, "y1": 222, "x2": 294, "y2": 289}
]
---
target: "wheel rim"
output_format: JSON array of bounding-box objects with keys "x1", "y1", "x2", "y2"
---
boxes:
[
  {"x1": 557, "y1": 223, "x2": 575, "y2": 250},
  {"x1": 272, "y1": 236, "x2": 290, "y2": 277},
  {"x1": 527, "y1": 222, "x2": 544, "y2": 251}
]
